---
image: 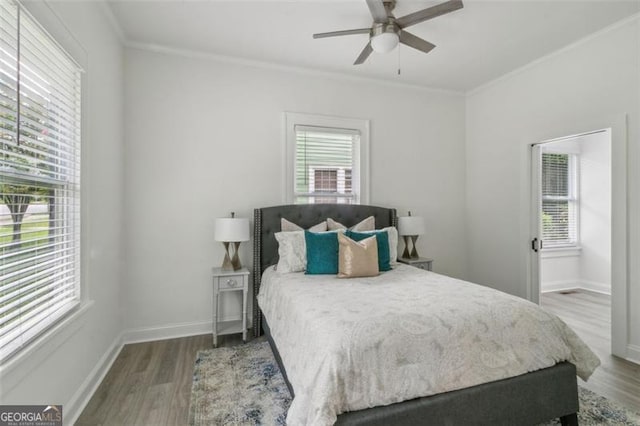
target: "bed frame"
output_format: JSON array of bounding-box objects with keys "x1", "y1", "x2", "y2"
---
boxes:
[{"x1": 253, "y1": 204, "x2": 579, "y2": 426}]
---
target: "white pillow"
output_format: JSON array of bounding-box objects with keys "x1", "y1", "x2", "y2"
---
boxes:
[
  {"x1": 355, "y1": 226, "x2": 399, "y2": 265},
  {"x1": 385, "y1": 226, "x2": 399, "y2": 265},
  {"x1": 275, "y1": 231, "x2": 306, "y2": 273},
  {"x1": 327, "y1": 216, "x2": 375, "y2": 232},
  {"x1": 281, "y1": 218, "x2": 327, "y2": 232}
]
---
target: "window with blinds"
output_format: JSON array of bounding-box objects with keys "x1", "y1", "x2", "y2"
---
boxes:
[
  {"x1": 0, "y1": 0, "x2": 82, "y2": 361},
  {"x1": 541, "y1": 153, "x2": 578, "y2": 248},
  {"x1": 294, "y1": 125, "x2": 358, "y2": 204}
]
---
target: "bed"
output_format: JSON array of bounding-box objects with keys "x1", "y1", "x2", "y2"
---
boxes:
[{"x1": 252, "y1": 204, "x2": 599, "y2": 426}]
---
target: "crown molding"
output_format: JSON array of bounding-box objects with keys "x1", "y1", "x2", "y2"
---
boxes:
[
  {"x1": 124, "y1": 40, "x2": 465, "y2": 97},
  {"x1": 467, "y1": 13, "x2": 640, "y2": 97},
  {"x1": 98, "y1": 1, "x2": 125, "y2": 43}
]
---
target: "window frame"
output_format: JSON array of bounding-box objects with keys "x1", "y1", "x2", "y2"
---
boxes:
[
  {"x1": 0, "y1": 0, "x2": 83, "y2": 363},
  {"x1": 541, "y1": 152, "x2": 580, "y2": 249},
  {"x1": 283, "y1": 112, "x2": 369, "y2": 205}
]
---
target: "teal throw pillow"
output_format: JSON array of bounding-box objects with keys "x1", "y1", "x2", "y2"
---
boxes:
[
  {"x1": 347, "y1": 230, "x2": 391, "y2": 271},
  {"x1": 305, "y1": 230, "x2": 339, "y2": 274}
]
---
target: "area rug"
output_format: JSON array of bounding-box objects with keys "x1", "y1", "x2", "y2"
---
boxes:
[{"x1": 189, "y1": 340, "x2": 640, "y2": 426}]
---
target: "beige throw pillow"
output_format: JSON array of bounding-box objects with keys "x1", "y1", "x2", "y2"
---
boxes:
[
  {"x1": 357, "y1": 226, "x2": 399, "y2": 265},
  {"x1": 338, "y1": 232, "x2": 379, "y2": 278}
]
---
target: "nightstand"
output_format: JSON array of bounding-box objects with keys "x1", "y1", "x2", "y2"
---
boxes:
[
  {"x1": 398, "y1": 257, "x2": 433, "y2": 271},
  {"x1": 211, "y1": 267, "x2": 249, "y2": 347}
]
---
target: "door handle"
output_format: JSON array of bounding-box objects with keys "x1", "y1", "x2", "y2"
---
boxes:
[{"x1": 531, "y1": 238, "x2": 539, "y2": 252}]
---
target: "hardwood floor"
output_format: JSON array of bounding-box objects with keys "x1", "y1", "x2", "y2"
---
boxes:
[
  {"x1": 541, "y1": 290, "x2": 640, "y2": 413},
  {"x1": 77, "y1": 292, "x2": 640, "y2": 424},
  {"x1": 75, "y1": 334, "x2": 243, "y2": 426}
]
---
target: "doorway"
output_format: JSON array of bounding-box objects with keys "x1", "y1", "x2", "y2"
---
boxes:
[{"x1": 531, "y1": 129, "x2": 613, "y2": 351}]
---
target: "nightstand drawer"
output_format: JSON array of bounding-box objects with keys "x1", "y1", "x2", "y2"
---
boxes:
[
  {"x1": 218, "y1": 275, "x2": 244, "y2": 290},
  {"x1": 398, "y1": 257, "x2": 433, "y2": 271},
  {"x1": 414, "y1": 262, "x2": 431, "y2": 271}
]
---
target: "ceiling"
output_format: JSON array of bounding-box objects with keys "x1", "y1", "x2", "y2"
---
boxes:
[{"x1": 107, "y1": 0, "x2": 640, "y2": 92}]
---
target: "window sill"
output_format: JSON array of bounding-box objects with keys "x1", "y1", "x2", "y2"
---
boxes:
[
  {"x1": 541, "y1": 246, "x2": 582, "y2": 258},
  {"x1": 0, "y1": 300, "x2": 94, "y2": 394}
]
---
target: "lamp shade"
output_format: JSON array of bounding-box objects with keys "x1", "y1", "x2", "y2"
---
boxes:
[
  {"x1": 398, "y1": 216, "x2": 425, "y2": 236},
  {"x1": 215, "y1": 218, "x2": 250, "y2": 242},
  {"x1": 371, "y1": 32, "x2": 399, "y2": 53}
]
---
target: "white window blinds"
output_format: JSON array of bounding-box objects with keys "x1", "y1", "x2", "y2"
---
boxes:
[
  {"x1": 0, "y1": 0, "x2": 82, "y2": 361},
  {"x1": 294, "y1": 125, "x2": 358, "y2": 204},
  {"x1": 541, "y1": 153, "x2": 578, "y2": 247}
]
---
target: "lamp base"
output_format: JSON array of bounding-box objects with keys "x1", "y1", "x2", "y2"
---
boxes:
[
  {"x1": 221, "y1": 241, "x2": 243, "y2": 271},
  {"x1": 401, "y1": 235, "x2": 420, "y2": 260}
]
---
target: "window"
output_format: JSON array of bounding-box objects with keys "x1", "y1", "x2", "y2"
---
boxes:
[
  {"x1": 0, "y1": 0, "x2": 82, "y2": 361},
  {"x1": 284, "y1": 113, "x2": 369, "y2": 204},
  {"x1": 541, "y1": 152, "x2": 578, "y2": 248}
]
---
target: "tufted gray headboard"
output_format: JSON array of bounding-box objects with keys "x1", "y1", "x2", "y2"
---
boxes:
[{"x1": 252, "y1": 204, "x2": 397, "y2": 336}]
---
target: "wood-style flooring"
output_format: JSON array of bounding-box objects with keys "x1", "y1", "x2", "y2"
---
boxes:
[
  {"x1": 542, "y1": 290, "x2": 640, "y2": 413},
  {"x1": 77, "y1": 291, "x2": 640, "y2": 425},
  {"x1": 75, "y1": 334, "x2": 243, "y2": 426}
]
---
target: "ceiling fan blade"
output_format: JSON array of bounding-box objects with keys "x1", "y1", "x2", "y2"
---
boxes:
[
  {"x1": 313, "y1": 28, "x2": 371, "y2": 39},
  {"x1": 354, "y1": 42, "x2": 373, "y2": 65},
  {"x1": 399, "y1": 31, "x2": 436, "y2": 54},
  {"x1": 366, "y1": 0, "x2": 388, "y2": 23},
  {"x1": 396, "y1": 0, "x2": 463, "y2": 28}
]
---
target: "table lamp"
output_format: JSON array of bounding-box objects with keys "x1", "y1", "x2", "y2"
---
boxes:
[
  {"x1": 215, "y1": 212, "x2": 250, "y2": 271},
  {"x1": 398, "y1": 211, "x2": 425, "y2": 259}
]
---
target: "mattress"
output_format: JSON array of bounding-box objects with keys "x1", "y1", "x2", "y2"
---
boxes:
[{"x1": 257, "y1": 264, "x2": 600, "y2": 426}]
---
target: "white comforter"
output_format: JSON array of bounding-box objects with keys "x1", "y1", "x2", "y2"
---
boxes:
[{"x1": 257, "y1": 264, "x2": 600, "y2": 426}]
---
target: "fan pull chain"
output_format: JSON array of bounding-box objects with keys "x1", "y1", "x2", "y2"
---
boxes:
[{"x1": 397, "y1": 42, "x2": 401, "y2": 76}]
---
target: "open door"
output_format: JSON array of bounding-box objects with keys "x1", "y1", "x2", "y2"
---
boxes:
[
  {"x1": 530, "y1": 124, "x2": 633, "y2": 362},
  {"x1": 529, "y1": 144, "x2": 542, "y2": 304}
]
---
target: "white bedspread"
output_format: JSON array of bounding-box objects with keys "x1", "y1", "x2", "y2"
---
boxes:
[{"x1": 257, "y1": 264, "x2": 600, "y2": 426}]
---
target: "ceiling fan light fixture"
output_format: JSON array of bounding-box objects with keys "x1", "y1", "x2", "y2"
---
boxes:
[
  {"x1": 313, "y1": 0, "x2": 463, "y2": 65},
  {"x1": 371, "y1": 31, "x2": 399, "y2": 53}
]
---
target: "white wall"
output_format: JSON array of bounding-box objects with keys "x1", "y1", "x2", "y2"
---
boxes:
[
  {"x1": 0, "y1": 1, "x2": 125, "y2": 422},
  {"x1": 540, "y1": 132, "x2": 611, "y2": 294},
  {"x1": 122, "y1": 46, "x2": 467, "y2": 338},
  {"x1": 466, "y1": 18, "x2": 639, "y2": 360},
  {"x1": 580, "y1": 132, "x2": 611, "y2": 292}
]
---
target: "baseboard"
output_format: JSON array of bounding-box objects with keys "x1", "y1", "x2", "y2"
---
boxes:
[
  {"x1": 541, "y1": 280, "x2": 610, "y2": 295},
  {"x1": 541, "y1": 280, "x2": 580, "y2": 293},
  {"x1": 66, "y1": 318, "x2": 253, "y2": 423},
  {"x1": 65, "y1": 331, "x2": 124, "y2": 425},
  {"x1": 580, "y1": 280, "x2": 611, "y2": 295},
  {"x1": 627, "y1": 344, "x2": 640, "y2": 365},
  {"x1": 122, "y1": 320, "x2": 213, "y2": 344}
]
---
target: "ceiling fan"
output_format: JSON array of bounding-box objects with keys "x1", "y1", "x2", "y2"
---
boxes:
[{"x1": 313, "y1": 0, "x2": 463, "y2": 65}]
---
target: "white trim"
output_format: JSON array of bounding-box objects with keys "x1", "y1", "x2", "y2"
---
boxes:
[
  {"x1": 125, "y1": 41, "x2": 464, "y2": 97},
  {"x1": 468, "y1": 13, "x2": 640, "y2": 96},
  {"x1": 0, "y1": 301, "x2": 94, "y2": 394},
  {"x1": 64, "y1": 319, "x2": 253, "y2": 423},
  {"x1": 122, "y1": 320, "x2": 212, "y2": 345},
  {"x1": 580, "y1": 280, "x2": 611, "y2": 295},
  {"x1": 541, "y1": 281, "x2": 581, "y2": 294},
  {"x1": 283, "y1": 112, "x2": 370, "y2": 205},
  {"x1": 627, "y1": 345, "x2": 640, "y2": 365},
  {"x1": 541, "y1": 280, "x2": 610, "y2": 295},
  {"x1": 66, "y1": 331, "x2": 124, "y2": 426},
  {"x1": 19, "y1": 0, "x2": 88, "y2": 70},
  {"x1": 541, "y1": 247, "x2": 582, "y2": 258},
  {"x1": 98, "y1": 1, "x2": 126, "y2": 42},
  {"x1": 527, "y1": 118, "x2": 627, "y2": 360}
]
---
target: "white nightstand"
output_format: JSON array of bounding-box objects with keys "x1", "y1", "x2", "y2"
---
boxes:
[
  {"x1": 398, "y1": 257, "x2": 433, "y2": 271},
  {"x1": 211, "y1": 267, "x2": 249, "y2": 347}
]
